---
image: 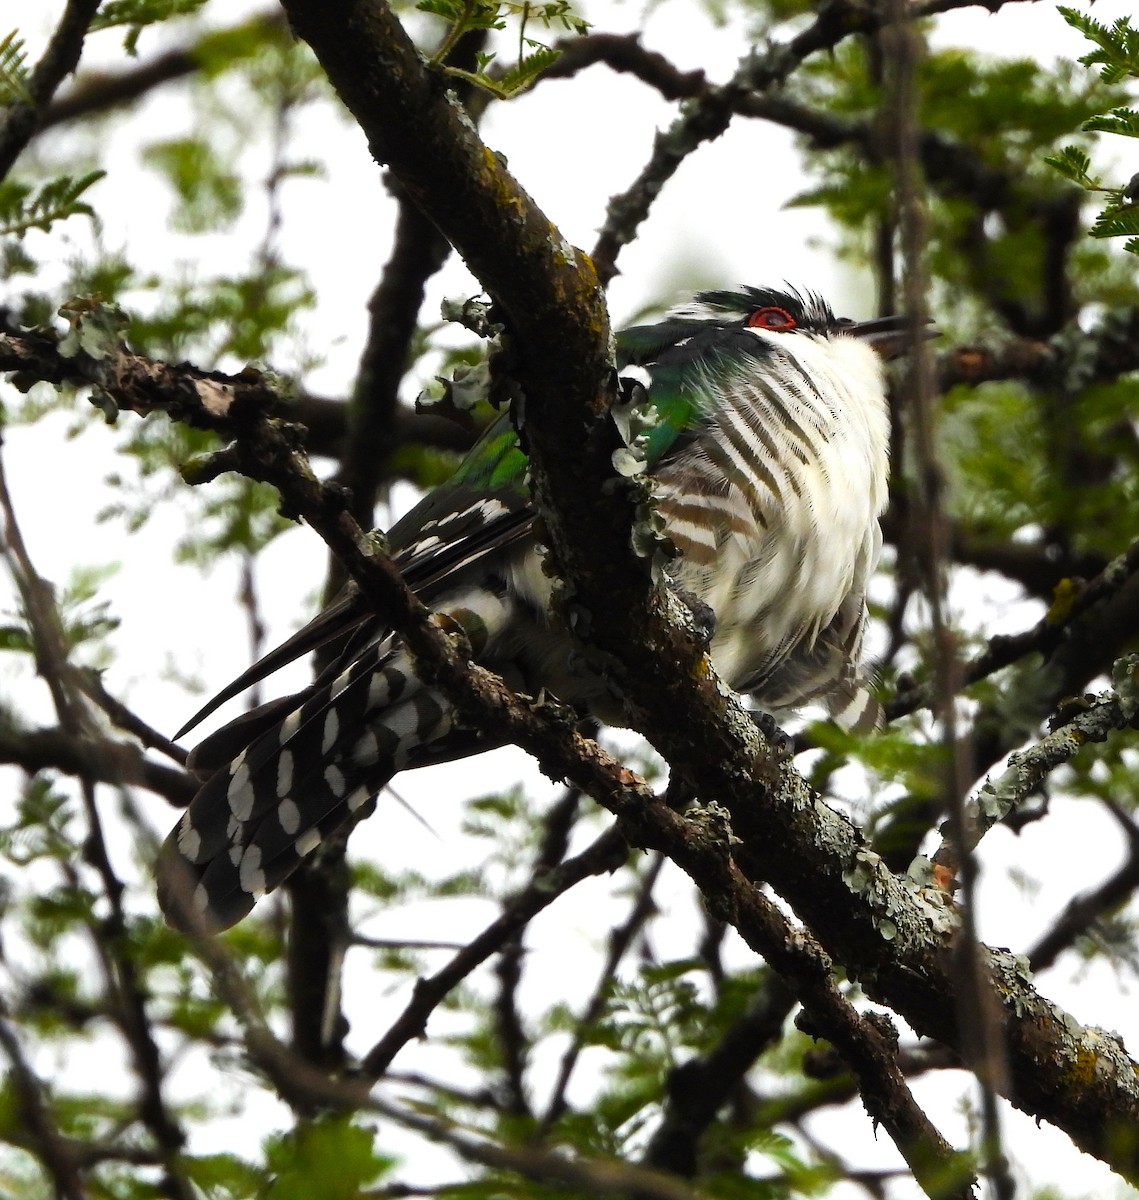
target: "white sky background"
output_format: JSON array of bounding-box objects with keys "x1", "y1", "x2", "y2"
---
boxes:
[{"x1": 3, "y1": 0, "x2": 1139, "y2": 1197}]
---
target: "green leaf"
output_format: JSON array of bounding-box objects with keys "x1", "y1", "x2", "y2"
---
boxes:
[
  {"x1": 0, "y1": 172, "x2": 105, "y2": 239},
  {"x1": 1043, "y1": 144, "x2": 1096, "y2": 187},
  {"x1": 265, "y1": 1116, "x2": 394, "y2": 1200},
  {"x1": 142, "y1": 136, "x2": 244, "y2": 234},
  {"x1": 1091, "y1": 204, "x2": 1139, "y2": 240},
  {"x1": 417, "y1": 0, "x2": 508, "y2": 37},
  {"x1": 183, "y1": 1152, "x2": 265, "y2": 1199},
  {"x1": 1057, "y1": 7, "x2": 1139, "y2": 83},
  {"x1": 499, "y1": 44, "x2": 562, "y2": 96},
  {"x1": 1082, "y1": 107, "x2": 1139, "y2": 138},
  {"x1": 1049, "y1": 14, "x2": 1139, "y2": 252},
  {"x1": 0, "y1": 30, "x2": 32, "y2": 105}
]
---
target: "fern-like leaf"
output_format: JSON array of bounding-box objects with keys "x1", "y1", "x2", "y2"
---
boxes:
[
  {"x1": 1043, "y1": 145, "x2": 1097, "y2": 188},
  {"x1": 0, "y1": 30, "x2": 32, "y2": 105},
  {"x1": 0, "y1": 172, "x2": 105, "y2": 239},
  {"x1": 1090, "y1": 204, "x2": 1139, "y2": 240},
  {"x1": 1057, "y1": 7, "x2": 1139, "y2": 83},
  {"x1": 498, "y1": 44, "x2": 561, "y2": 97},
  {"x1": 1083, "y1": 108, "x2": 1139, "y2": 138}
]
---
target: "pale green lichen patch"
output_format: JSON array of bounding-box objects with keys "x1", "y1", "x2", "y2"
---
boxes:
[
  {"x1": 971, "y1": 659, "x2": 1139, "y2": 842},
  {"x1": 1112, "y1": 653, "x2": 1139, "y2": 720},
  {"x1": 609, "y1": 393, "x2": 677, "y2": 580},
  {"x1": 687, "y1": 800, "x2": 741, "y2": 849},
  {"x1": 842, "y1": 847, "x2": 880, "y2": 895},
  {"x1": 897, "y1": 859, "x2": 959, "y2": 933},
  {"x1": 420, "y1": 296, "x2": 507, "y2": 412}
]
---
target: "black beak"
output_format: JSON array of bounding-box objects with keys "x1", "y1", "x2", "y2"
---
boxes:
[{"x1": 844, "y1": 314, "x2": 939, "y2": 361}]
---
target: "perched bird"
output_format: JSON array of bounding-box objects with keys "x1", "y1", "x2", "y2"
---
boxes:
[{"x1": 159, "y1": 286, "x2": 905, "y2": 932}]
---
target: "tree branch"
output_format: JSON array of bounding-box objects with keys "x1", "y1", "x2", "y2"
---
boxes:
[
  {"x1": 0, "y1": 1007, "x2": 86, "y2": 1200},
  {"x1": 935, "y1": 665, "x2": 1139, "y2": 869},
  {"x1": 41, "y1": 12, "x2": 287, "y2": 131},
  {"x1": 361, "y1": 826, "x2": 628, "y2": 1079},
  {"x1": 0, "y1": 0, "x2": 101, "y2": 181},
  {"x1": 1029, "y1": 800, "x2": 1139, "y2": 972},
  {"x1": 0, "y1": 724, "x2": 194, "y2": 804},
  {"x1": 889, "y1": 530, "x2": 1139, "y2": 723}
]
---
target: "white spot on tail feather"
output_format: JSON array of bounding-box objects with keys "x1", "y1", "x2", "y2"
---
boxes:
[
  {"x1": 324, "y1": 765, "x2": 346, "y2": 797},
  {"x1": 322, "y1": 710, "x2": 339, "y2": 755},
  {"x1": 296, "y1": 828, "x2": 321, "y2": 856},
  {"x1": 227, "y1": 762, "x2": 253, "y2": 820},
  {"x1": 331, "y1": 665, "x2": 354, "y2": 698},
  {"x1": 278, "y1": 798, "x2": 300, "y2": 835},
  {"x1": 239, "y1": 845, "x2": 265, "y2": 897},
  {"x1": 387, "y1": 703, "x2": 420, "y2": 741},
  {"x1": 352, "y1": 727, "x2": 393, "y2": 767},
  {"x1": 348, "y1": 786, "x2": 370, "y2": 812},
  {"x1": 177, "y1": 820, "x2": 201, "y2": 861},
  {"x1": 368, "y1": 667, "x2": 396, "y2": 710},
  {"x1": 277, "y1": 750, "x2": 293, "y2": 798}
]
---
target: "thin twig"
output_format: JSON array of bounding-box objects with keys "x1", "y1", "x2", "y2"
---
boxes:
[
  {"x1": 361, "y1": 826, "x2": 629, "y2": 1079},
  {"x1": 643, "y1": 971, "x2": 797, "y2": 1176},
  {"x1": 41, "y1": 12, "x2": 287, "y2": 130},
  {"x1": 588, "y1": 0, "x2": 1040, "y2": 284},
  {"x1": 0, "y1": 449, "x2": 195, "y2": 1200},
  {"x1": 0, "y1": 1006, "x2": 86, "y2": 1200},
  {"x1": 538, "y1": 851, "x2": 665, "y2": 1131},
  {"x1": 890, "y1": 534, "x2": 1139, "y2": 722},
  {"x1": 1029, "y1": 799, "x2": 1139, "y2": 972},
  {"x1": 366, "y1": 1091, "x2": 717, "y2": 1200},
  {"x1": 935, "y1": 670, "x2": 1139, "y2": 867},
  {"x1": 880, "y1": 6, "x2": 1009, "y2": 1197}
]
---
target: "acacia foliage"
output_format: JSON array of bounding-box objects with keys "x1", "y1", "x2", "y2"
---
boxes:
[{"x1": 1, "y1": 2, "x2": 1139, "y2": 1199}]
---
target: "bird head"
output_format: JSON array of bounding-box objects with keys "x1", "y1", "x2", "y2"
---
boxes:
[{"x1": 676, "y1": 285, "x2": 926, "y2": 360}]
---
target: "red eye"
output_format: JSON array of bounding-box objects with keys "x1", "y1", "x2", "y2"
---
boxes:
[{"x1": 747, "y1": 306, "x2": 796, "y2": 331}]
